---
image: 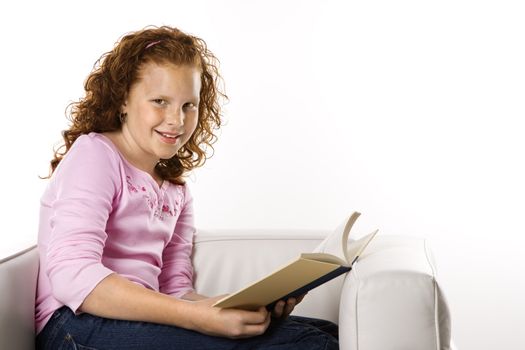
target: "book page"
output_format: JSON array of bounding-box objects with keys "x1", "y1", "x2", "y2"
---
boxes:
[
  {"x1": 300, "y1": 253, "x2": 347, "y2": 265},
  {"x1": 312, "y1": 212, "x2": 361, "y2": 262},
  {"x1": 346, "y1": 229, "x2": 379, "y2": 265}
]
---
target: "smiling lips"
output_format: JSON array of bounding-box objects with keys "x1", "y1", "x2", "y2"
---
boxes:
[{"x1": 155, "y1": 130, "x2": 181, "y2": 144}]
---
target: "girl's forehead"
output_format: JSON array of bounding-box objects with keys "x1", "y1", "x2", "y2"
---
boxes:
[
  {"x1": 139, "y1": 61, "x2": 198, "y2": 75},
  {"x1": 132, "y1": 62, "x2": 202, "y2": 96},
  {"x1": 140, "y1": 59, "x2": 201, "y2": 72}
]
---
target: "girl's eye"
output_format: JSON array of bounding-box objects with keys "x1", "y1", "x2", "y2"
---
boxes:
[
  {"x1": 184, "y1": 102, "x2": 198, "y2": 110},
  {"x1": 153, "y1": 99, "x2": 166, "y2": 105}
]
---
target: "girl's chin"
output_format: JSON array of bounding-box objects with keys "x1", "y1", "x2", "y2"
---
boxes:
[
  {"x1": 157, "y1": 154, "x2": 177, "y2": 162},
  {"x1": 156, "y1": 149, "x2": 180, "y2": 161}
]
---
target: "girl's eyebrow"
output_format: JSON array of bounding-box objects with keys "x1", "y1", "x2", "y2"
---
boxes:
[{"x1": 153, "y1": 94, "x2": 200, "y2": 103}]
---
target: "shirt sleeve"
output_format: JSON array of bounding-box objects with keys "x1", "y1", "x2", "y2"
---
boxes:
[
  {"x1": 45, "y1": 136, "x2": 119, "y2": 313},
  {"x1": 158, "y1": 184, "x2": 196, "y2": 298}
]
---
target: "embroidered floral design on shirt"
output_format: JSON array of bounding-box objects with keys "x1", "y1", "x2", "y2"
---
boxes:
[
  {"x1": 126, "y1": 176, "x2": 139, "y2": 193},
  {"x1": 126, "y1": 175, "x2": 177, "y2": 220}
]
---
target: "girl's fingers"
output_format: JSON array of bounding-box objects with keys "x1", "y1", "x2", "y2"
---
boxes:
[
  {"x1": 238, "y1": 306, "x2": 270, "y2": 325},
  {"x1": 237, "y1": 313, "x2": 271, "y2": 338},
  {"x1": 271, "y1": 297, "x2": 298, "y2": 319},
  {"x1": 296, "y1": 293, "x2": 307, "y2": 304},
  {"x1": 271, "y1": 300, "x2": 285, "y2": 318},
  {"x1": 283, "y1": 298, "x2": 296, "y2": 317}
]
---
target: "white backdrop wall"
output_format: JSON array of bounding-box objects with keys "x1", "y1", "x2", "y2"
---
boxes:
[{"x1": 1, "y1": 1, "x2": 523, "y2": 349}]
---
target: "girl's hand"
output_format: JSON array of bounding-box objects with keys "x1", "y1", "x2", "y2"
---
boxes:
[
  {"x1": 188, "y1": 295, "x2": 271, "y2": 339},
  {"x1": 271, "y1": 293, "x2": 307, "y2": 319}
]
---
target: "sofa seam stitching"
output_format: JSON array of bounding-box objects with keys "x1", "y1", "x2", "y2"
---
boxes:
[
  {"x1": 354, "y1": 264, "x2": 361, "y2": 350},
  {"x1": 424, "y1": 239, "x2": 440, "y2": 350}
]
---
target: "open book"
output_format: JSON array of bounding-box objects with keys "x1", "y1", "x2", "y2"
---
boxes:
[{"x1": 213, "y1": 211, "x2": 378, "y2": 310}]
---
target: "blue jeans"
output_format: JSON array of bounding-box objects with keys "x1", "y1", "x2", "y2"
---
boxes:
[{"x1": 36, "y1": 306, "x2": 339, "y2": 349}]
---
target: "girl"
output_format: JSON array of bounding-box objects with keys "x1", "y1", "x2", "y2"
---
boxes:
[{"x1": 35, "y1": 26, "x2": 339, "y2": 349}]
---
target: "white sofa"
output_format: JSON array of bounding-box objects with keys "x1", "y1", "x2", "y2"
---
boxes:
[{"x1": 0, "y1": 230, "x2": 454, "y2": 349}]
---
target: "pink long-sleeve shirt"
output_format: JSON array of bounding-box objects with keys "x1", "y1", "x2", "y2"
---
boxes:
[{"x1": 35, "y1": 132, "x2": 196, "y2": 334}]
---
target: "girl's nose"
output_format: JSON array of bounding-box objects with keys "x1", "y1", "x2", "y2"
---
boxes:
[{"x1": 166, "y1": 108, "x2": 185, "y2": 126}]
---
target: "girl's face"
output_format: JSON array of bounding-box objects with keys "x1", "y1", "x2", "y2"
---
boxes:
[{"x1": 120, "y1": 62, "x2": 201, "y2": 175}]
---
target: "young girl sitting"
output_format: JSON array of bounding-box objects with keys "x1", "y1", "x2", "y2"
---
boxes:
[{"x1": 35, "y1": 25, "x2": 339, "y2": 349}]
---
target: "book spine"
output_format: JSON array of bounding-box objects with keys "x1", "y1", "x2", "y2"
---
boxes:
[{"x1": 266, "y1": 265, "x2": 351, "y2": 310}]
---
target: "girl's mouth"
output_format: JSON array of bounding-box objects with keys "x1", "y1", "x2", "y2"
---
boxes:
[{"x1": 155, "y1": 130, "x2": 180, "y2": 144}]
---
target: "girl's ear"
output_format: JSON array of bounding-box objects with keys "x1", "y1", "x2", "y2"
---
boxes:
[{"x1": 120, "y1": 99, "x2": 128, "y2": 114}]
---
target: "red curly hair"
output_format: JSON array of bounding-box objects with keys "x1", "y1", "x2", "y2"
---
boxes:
[{"x1": 48, "y1": 25, "x2": 226, "y2": 185}]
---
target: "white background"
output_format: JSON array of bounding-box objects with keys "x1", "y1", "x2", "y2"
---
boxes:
[{"x1": 1, "y1": 1, "x2": 524, "y2": 349}]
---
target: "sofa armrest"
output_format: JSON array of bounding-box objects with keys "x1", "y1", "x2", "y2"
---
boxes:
[
  {"x1": 339, "y1": 235, "x2": 452, "y2": 350},
  {"x1": 0, "y1": 246, "x2": 39, "y2": 350}
]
